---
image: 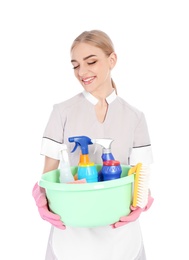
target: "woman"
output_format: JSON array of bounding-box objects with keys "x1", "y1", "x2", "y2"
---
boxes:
[{"x1": 33, "y1": 30, "x2": 154, "y2": 260}]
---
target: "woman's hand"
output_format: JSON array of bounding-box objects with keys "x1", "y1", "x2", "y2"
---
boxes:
[
  {"x1": 111, "y1": 195, "x2": 154, "y2": 228},
  {"x1": 32, "y1": 182, "x2": 66, "y2": 230}
]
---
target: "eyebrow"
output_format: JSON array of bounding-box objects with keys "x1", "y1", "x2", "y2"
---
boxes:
[{"x1": 71, "y1": 54, "x2": 97, "y2": 63}]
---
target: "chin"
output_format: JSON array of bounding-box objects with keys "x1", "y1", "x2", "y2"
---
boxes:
[{"x1": 83, "y1": 86, "x2": 96, "y2": 93}]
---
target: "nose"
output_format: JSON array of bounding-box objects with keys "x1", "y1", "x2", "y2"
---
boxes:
[{"x1": 78, "y1": 64, "x2": 88, "y2": 77}]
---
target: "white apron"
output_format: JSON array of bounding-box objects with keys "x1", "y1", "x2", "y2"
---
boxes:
[{"x1": 45, "y1": 220, "x2": 146, "y2": 260}]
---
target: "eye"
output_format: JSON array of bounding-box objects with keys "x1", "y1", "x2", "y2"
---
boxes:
[
  {"x1": 72, "y1": 65, "x2": 79, "y2": 70},
  {"x1": 88, "y1": 61, "x2": 97, "y2": 65}
]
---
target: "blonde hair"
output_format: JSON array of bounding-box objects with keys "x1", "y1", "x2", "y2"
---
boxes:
[{"x1": 71, "y1": 30, "x2": 117, "y2": 94}]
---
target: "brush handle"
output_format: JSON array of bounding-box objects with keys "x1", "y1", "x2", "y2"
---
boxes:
[{"x1": 128, "y1": 163, "x2": 142, "y2": 207}]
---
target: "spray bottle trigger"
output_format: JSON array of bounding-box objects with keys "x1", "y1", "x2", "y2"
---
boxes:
[{"x1": 71, "y1": 142, "x2": 78, "y2": 153}]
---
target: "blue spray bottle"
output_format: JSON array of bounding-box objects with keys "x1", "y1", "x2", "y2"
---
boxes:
[
  {"x1": 68, "y1": 136, "x2": 98, "y2": 183},
  {"x1": 91, "y1": 138, "x2": 122, "y2": 181}
]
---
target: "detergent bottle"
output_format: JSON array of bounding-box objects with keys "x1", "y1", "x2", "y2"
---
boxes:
[
  {"x1": 59, "y1": 144, "x2": 74, "y2": 183},
  {"x1": 91, "y1": 138, "x2": 122, "y2": 181},
  {"x1": 101, "y1": 160, "x2": 122, "y2": 181},
  {"x1": 68, "y1": 136, "x2": 98, "y2": 183}
]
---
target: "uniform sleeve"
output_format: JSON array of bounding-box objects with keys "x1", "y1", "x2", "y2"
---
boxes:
[
  {"x1": 40, "y1": 104, "x2": 65, "y2": 160},
  {"x1": 129, "y1": 112, "x2": 153, "y2": 165}
]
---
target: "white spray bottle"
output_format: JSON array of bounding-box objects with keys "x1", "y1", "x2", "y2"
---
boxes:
[{"x1": 59, "y1": 144, "x2": 74, "y2": 183}]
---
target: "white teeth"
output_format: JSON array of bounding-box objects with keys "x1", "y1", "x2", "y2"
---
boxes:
[{"x1": 83, "y1": 77, "x2": 93, "y2": 82}]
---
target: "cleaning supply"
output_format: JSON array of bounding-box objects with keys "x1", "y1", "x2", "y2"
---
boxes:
[
  {"x1": 39, "y1": 164, "x2": 134, "y2": 227},
  {"x1": 128, "y1": 163, "x2": 151, "y2": 208},
  {"x1": 68, "y1": 136, "x2": 98, "y2": 183},
  {"x1": 101, "y1": 160, "x2": 122, "y2": 181},
  {"x1": 91, "y1": 138, "x2": 122, "y2": 181},
  {"x1": 59, "y1": 144, "x2": 74, "y2": 183},
  {"x1": 91, "y1": 138, "x2": 115, "y2": 181}
]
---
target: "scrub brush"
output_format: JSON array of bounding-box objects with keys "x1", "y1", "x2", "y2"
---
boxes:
[{"x1": 128, "y1": 163, "x2": 151, "y2": 208}]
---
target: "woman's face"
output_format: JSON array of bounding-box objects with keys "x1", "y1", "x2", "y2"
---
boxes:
[{"x1": 71, "y1": 42, "x2": 116, "y2": 95}]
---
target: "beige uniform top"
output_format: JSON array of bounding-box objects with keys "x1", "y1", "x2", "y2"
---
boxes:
[{"x1": 41, "y1": 90, "x2": 153, "y2": 260}]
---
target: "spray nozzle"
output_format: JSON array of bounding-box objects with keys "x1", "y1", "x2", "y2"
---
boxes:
[
  {"x1": 91, "y1": 138, "x2": 115, "y2": 161},
  {"x1": 91, "y1": 138, "x2": 114, "y2": 153},
  {"x1": 68, "y1": 135, "x2": 93, "y2": 155}
]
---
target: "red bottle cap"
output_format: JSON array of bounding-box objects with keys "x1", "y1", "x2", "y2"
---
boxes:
[{"x1": 103, "y1": 160, "x2": 120, "y2": 166}]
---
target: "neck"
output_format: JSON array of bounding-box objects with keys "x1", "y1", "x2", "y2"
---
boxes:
[{"x1": 92, "y1": 87, "x2": 114, "y2": 103}]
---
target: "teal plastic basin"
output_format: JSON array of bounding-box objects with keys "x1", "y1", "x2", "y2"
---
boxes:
[{"x1": 39, "y1": 164, "x2": 134, "y2": 227}]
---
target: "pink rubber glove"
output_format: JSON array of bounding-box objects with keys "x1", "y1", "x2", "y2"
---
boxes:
[
  {"x1": 32, "y1": 182, "x2": 66, "y2": 230},
  {"x1": 111, "y1": 195, "x2": 154, "y2": 228}
]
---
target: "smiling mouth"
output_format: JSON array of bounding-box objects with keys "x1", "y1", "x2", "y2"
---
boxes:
[{"x1": 82, "y1": 76, "x2": 95, "y2": 85}]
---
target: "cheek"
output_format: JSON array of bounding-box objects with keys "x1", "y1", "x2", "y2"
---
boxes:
[
  {"x1": 94, "y1": 63, "x2": 106, "y2": 75},
  {"x1": 99, "y1": 61, "x2": 110, "y2": 72},
  {"x1": 99, "y1": 64, "x2": 110, "y2": 77}
]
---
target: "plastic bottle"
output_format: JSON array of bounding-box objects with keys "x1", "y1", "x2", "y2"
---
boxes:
[
  {"x1": 59, "y1": 144, "x2": 74, "y2": 183},
  {"x1": 68, "y1": 136, "x2": 98, "y2": 183},
  {"x1": 101, "y1": 160, "x2": 122, "y2": 181},
  {"x1": 91, "y1": 138, "x2": 115, "y2": 181}
]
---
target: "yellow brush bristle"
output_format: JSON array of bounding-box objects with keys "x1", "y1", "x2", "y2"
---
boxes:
[{"x1": 128, "y1": 163, "x2": 150, "y2": 208}]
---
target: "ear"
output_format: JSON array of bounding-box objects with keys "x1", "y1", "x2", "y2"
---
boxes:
[{"x1": 109, "y1": 52, "x2": 117, "y2": 69}]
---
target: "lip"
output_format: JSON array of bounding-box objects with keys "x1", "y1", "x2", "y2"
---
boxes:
[{"x1": 81, "y1": 76, "x2": 95, "y2": 85}]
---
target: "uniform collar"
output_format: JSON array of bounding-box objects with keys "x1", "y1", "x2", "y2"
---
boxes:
[{"x1": 82, "y1": 90, "x2": 117, "y2": 105}]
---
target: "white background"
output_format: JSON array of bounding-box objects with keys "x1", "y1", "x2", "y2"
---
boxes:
[{"x1": 0, "y1": 0, "x2": 189, "y2": 259}]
